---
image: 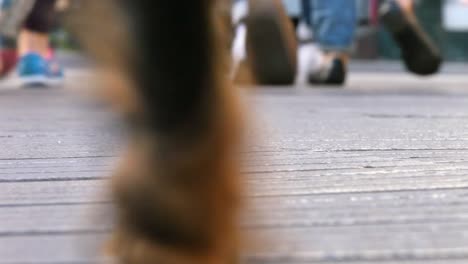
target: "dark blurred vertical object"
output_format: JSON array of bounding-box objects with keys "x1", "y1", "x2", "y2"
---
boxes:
[
  {"x1": 246, "y1": 0, "x2": 297, "y2": 85},
  {"x1": 380, "y1": 0, "x2": 442, "y2": 75},
  {"x1": 68, "y1": 0, "x2": 243, "y2": 262}
]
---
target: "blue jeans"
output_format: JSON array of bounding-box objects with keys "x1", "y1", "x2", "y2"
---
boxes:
[
  {"x1": 282, "y1": 0, "x2": 356, "y2": 51},
  {"x1": 235, "y1": 0, "x2": 356, "y2": 51}
]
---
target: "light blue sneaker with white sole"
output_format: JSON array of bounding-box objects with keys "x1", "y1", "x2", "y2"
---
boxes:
[{"x1": 16, "y1": 52, "x2": 64, "y2": 87}]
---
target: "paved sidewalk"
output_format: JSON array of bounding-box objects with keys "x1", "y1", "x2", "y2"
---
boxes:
[{"x1": 2, "y1": 63, "x2": 468, "y2": 263}]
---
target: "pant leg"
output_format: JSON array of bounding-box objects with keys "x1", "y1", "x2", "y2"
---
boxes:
[{"x1": 302, "y1": 0, "x2": 357, "y2": 51}]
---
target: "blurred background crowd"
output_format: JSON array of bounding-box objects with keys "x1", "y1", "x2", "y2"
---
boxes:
[{"x1": 0, "y1": 0, "x2": 467, "y2": 87}]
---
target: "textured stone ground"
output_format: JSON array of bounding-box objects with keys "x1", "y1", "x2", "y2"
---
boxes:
[{"x1": 2, "y1": 62, "x2": 468, "y2": 263}]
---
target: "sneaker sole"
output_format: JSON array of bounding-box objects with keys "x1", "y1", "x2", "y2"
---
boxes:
[
  {"x1": 380, "y1": 1, "x2": 442, "y2": 75},
  {"x1": 247, "y1": 0, "x2": 297, "y2": 85},
  {"x1": 16, "y1": 75, "x2": 63, "y2": 88},
  {"x1": 308, "y1": 58, "x2": 346, "y2": 86}
]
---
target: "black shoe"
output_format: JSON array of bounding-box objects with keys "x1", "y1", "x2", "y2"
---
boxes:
[
  {"x1": 380, "y1": 0, "x2": 442, "y2": 75},
  {"x1": 246, "y1": 0, "x2": 297, "y2": 85},
  {"x1": 308, "y1": 57, "x2": 346, "y2": 86}
]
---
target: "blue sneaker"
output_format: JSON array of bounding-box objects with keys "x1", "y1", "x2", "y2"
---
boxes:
[
  {"x1": 16, "y1": 52, "x2": 64, "y2": 87},
  {"x1": 45, "y1": 58, "x2": 65, "y2": 86}
]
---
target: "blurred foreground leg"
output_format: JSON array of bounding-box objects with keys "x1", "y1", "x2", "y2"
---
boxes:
[{"x1": 74, "y1": 1, "x2": 243, "y2": 263}]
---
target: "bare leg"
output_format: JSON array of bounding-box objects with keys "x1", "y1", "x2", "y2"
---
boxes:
[
  {"x1": 17, "y1": 29, "x2": 49, "y2": 57},
  {"x1": 396, "y1": 0, "x2": 414, "y2": 13}
]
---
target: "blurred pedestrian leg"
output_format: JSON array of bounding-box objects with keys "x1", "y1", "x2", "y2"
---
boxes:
[
  {"x1": 13, "y1": 0, "x2": 64, "y2": 87},
  {"x1": 300, "y1": 0, "x2": 356, "y2": 85},
  {"x1": 232, "y1": 0, "x2": 298, "y2": 85},
  {"x1": 380, "y1": 0, "x2": 442, "y2": 75}
]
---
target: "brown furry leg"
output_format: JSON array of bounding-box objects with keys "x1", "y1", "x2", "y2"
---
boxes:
[
  {"x1": 70, "y1": 0, "x2": 243, "y2": 263},
  {"x1": 109, "y1": 80, "x2": 242, "y2": 263}
]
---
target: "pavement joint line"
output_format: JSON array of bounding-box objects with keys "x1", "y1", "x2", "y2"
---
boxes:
[
  {"x1": 0, "y1": 169, "x2": 110, "y2": 175},
  {"x1": 0, "y1": 155, "x2": 116, "y2": 161},
  {"x1": 245, "y1": 248, "x2": 468, "y2": 262},
  {"x1": 0, "y1": 176, "x2": 106, "y2": 183},
  {"x1": 0, "y1": 201, "x2": 112, "y2": 208},
  {"x1": 249, "y1": 186, "x2": 468, "y2": 198},
  {"x1": 243, "y1": 219, "x2": 468, "y2": 229},
  {"x1": 0, "y1": 230, "x2": 111, "y2": 238}
]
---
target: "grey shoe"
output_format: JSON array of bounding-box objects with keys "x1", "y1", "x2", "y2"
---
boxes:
[{"x1": 246, "y1": 0, "x2": 297, "y2": 85}]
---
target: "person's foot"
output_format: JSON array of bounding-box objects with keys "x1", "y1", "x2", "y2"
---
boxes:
[
  {"x1": 45, "y1": 52, "x2": 65, "y2": 85},
  {"x1": 298, "y1": 43, "x2": 347, "y2": 86},
  {"x1": 380, "y1": 0, "x2": 442, "y2": 75},
  {"x1": 307, "y1": 54, "x2": 347, "y2": 85},
  {"x1": 241, "y1": 0, "x2": 297, "y2": 85},
  {"x1": 16, "y1": 52, "x2": 63, "y2": 87}
]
